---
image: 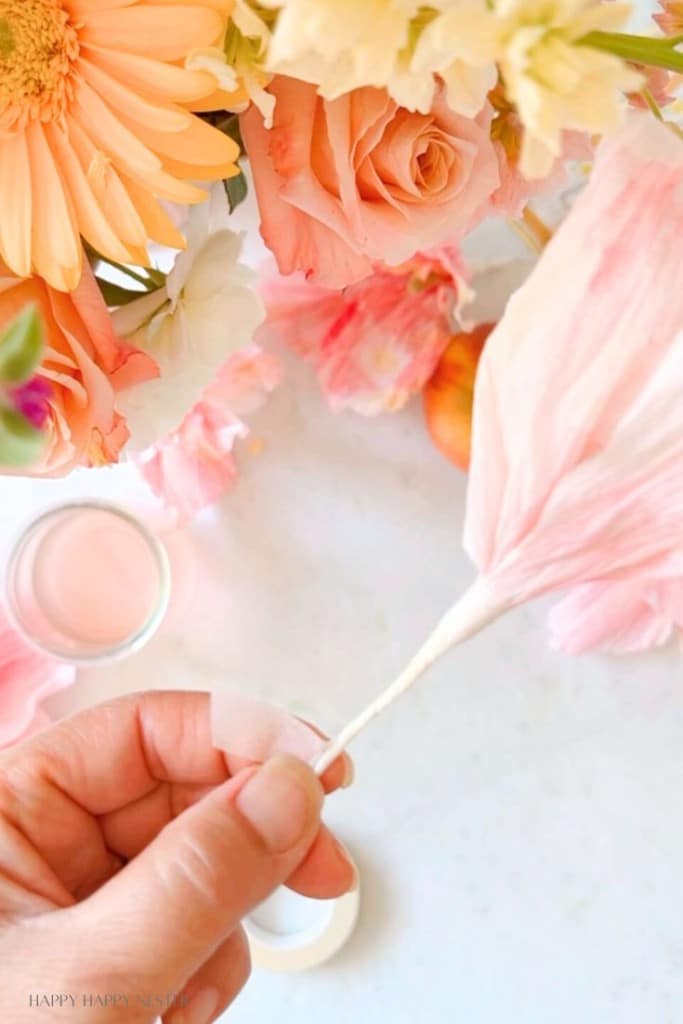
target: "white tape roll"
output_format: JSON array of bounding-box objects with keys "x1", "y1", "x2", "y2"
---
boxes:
[{"x1": 245, "y1": 881, "x2": 360, "y2": 972}]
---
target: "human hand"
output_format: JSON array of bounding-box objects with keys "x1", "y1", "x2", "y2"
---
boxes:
[{"x1": 0, "y1": 691, "x2": 355, "y2": 1022}]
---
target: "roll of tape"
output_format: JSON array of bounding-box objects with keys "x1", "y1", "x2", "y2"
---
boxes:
[{"x1": 245, "y1": 883, "x2": 360, "y2": 972}]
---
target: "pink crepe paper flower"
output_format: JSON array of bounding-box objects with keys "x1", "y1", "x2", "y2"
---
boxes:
[
  {"x1": 0, "y1": 604, "x2": 75, "y2": 749},
  {"x1": 465, "y1": 114, "x2": 683, "y2": 608},
  {"x1": 261, "y1": 247, "x2": 468, "y2": 415},
  {"x1": 549, "y1": 579, "x2": 683, "y2": 655},
  {"x1": 241, "y1": 77, "x2": 499, "y2": 289},
  {"x1": 138, "y1": 347, "x2": 281, "y2": 522},
  {"x1": 314, "y1": 114, "x2": 683, "y2": 776}
]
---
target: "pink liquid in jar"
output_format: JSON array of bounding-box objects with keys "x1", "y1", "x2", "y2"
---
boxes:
[{"x1": 6, "y1": 504, "x2": 170, "y2": 662}]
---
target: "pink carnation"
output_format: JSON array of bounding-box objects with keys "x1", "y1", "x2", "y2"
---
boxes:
[
  {"x1": 0, "y1": 605, "x2": 74, "y2": 749},
  {"x1": 138, "y1": 347, "x2": 281, "y2": 522},
  {"x1": 242, "y1": 78, "x2": 499, "y2": 289},
  {"x1": 261, "y1": 247, "x2": 467, "y2": 415}
]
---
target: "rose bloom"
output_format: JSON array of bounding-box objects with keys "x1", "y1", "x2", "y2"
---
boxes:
[
  {"x1": 0, "y1": 260, "x2": 157, "y2": 475},
  {"x1": 242, "y1": 77, "x2": 499, "y2": 289}
]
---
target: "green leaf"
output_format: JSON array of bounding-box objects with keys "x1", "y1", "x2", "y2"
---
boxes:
[
  {"x1": 0, "y1": 407, "x2": 45, "y2": 468},
  {"x1": 224, "y1": 170, "x2": 248, "y2": 213},
  {"x1": 203, "y1": 111, "x2": 243, "y2": 150},
  {"x1": 221, "y1": 114, "x2": 244, "y2": 150},
  {"x1": 0, "y1": 305, "x2": 44, "y2": 384},
  {"x1": 96, "y1": 278, "x2": 152, "y2": 308}
]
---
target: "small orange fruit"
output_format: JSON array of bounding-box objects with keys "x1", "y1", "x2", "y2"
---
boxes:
[{"x1": 423, "y1": 322, "x2": 495, "y2": 470}]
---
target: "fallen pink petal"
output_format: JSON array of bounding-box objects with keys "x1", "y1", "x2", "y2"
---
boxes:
[{"x1": 0, "y1": 604, "x2": 75, "y2": 749}]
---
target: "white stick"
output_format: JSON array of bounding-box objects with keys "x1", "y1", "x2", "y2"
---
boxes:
[{"x1": 314, "y1": 576, "x2": 507, "y2": 776}]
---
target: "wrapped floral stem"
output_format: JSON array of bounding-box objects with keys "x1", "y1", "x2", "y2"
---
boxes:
[
  {"x1": 315, "y1": 112, "x2": 683, "y2": 774},
  {"x1": 315, "y1": 578, "x2": 507, "y2": 775}
]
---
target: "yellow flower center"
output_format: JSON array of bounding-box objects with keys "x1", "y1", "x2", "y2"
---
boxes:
[{"x1": 0, "y1": 0, "x2": 79, "y2": 130}]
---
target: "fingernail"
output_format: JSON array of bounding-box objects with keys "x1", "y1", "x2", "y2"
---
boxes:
[
  {"x1": 333, "y1": 838, "x2": 360, "y2": 892},
  {"x1": 168, "y1": 986, "x2": 219, "y2": 1024},
  {"x1": 341, "y1": 757, "x2": 355, "y2": 789},
  {"x1": 235, "y1": 755, "x2": 321, "y2": 854}
]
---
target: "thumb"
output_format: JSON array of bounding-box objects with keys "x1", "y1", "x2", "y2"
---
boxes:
[{"x1": 74, "y1": 755, "x2": 323, "y2": 999}]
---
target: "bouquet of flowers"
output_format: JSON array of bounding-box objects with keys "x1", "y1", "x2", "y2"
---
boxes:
[{"x1": 1, "y1": 0, "x2": 682, "y2": 648}]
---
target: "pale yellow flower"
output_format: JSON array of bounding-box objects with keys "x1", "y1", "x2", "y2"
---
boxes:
[
  {"x1": 226, "y1": 1, "x2": 276, "y2": 126},
  {"x1": 260, "y1": 0, "x2": 423, "y2": 100},
  {"x1": 186, "y1": 1, "x2": 275, "y2": 125},
  {"x1": 495, "y1": 0, "x2": 643, "y2": 176},
  {"x1": 411, "y1": 2, "x2": 499, "y2": 116}
]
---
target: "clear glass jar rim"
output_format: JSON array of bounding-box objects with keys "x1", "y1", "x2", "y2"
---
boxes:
[{"x1": 4, "y1": 500, "x2": 172, "y2": 665}]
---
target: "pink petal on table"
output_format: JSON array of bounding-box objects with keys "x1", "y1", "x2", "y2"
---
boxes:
[
  {"x1": 139, "y1": 346, "x2": 281, "y2": 521},
  {"x1": 139, "y1": 408, "x2": 244, "y2": 522},
  {"x1": 0, "y1": 609, "x2": 75, "y2": 749}
]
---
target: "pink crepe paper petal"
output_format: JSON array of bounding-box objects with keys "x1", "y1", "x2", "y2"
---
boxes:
[
  {"x1": 315, "y1": 114, "x2": 683, "y2": 775},
  {"x1": 465, "y1": 114, "x2": 683, "y2": 603},
  {"x1": 211, "y1": 689, "x2": 328, "y2": 765},
  {"x1": 0, "y1": 607, "x2": 75, "y2": 749},
  {"x1": 549, "y1": 578, "x2": 683, "y2": 655}
]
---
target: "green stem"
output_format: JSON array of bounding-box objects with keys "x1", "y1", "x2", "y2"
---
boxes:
[
  {"x1": 581, "y1": 30, "x2": 683, "y2": 72},
  {"x1": 641, "y1": 87, "x2": 665, "y2": 120}
]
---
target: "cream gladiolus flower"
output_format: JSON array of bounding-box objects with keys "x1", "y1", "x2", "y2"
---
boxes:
[
  {"x1": 260, "y1": 0, "x2": 423, "y2": 101},
  {"x1": 411, "y1": 2, "x2": 499, "y2": 117},
  {"x1": 494, "y1": 0, "x2": 643, "y2": 176},
  {"x1": 112, "y1": 186, "x2": 265, "y2": 452},
  {"x1": 226, "y1": 0, "x2": 277, "y2": 126},
  {"x1": 186, "y1": 3, "x2": 275, "y2": 125}
]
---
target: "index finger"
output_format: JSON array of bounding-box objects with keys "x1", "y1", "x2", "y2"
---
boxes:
[{"x1": 2, "y1": 690, "x2": 351, "y2": 815}]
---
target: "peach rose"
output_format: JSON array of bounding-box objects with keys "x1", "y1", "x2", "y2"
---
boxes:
[
  {"x1": 0, "y1": 261, "x2": 158, "y2": 475},
  {"x1": 242, "y1": 78, "x2": 500, "y2": 289}
]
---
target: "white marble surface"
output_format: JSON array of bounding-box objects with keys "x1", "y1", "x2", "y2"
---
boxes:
[{"x1": 3, "y1": 333, "x2": 683, "y2": 1023}]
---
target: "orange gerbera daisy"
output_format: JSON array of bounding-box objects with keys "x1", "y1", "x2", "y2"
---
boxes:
[{"x1": 0, "y1": 0, "x2": 244, "y2": 291}]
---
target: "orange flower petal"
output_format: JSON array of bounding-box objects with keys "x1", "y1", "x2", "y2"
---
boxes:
[
  {"x1": 144, "y1": 0, "x2": 233, "y2": 9},
  {"x1": 119, "y1": 174, "x2": 187, "y2": 250},
  {"x1": 26, "y1": 123, "x2": 82, "y2": 292},
  {"x1": 81, "y1": 44, "x2": 217, "y2": 104},
  {"x1": 0, "y1": 133, "x2": 32, "y2": 279},
  {"x1": 66, "y1": 116, "x2": 149, "y2": 251},
  {"x1": 72, "y1": 80, "x2": 207, "y2": 204},
  {"x1": 44, "y1": 121, "x2": 134, "y2": 265},
  {"x1": 183, "y1": 84, "x2": 249, "y2": 113},
  {"x1": 64, "y1": 0, "x2": 138, "y2": 15},
  {"x1": 79, "y1": 6, "x2": 225, "y2": 62},
  {"x1": 128, "y1": 112, "x2": 239, "y2": 168},
  {"x1": 77, "y1": 58, "x2": 191, "y2": 134}
]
